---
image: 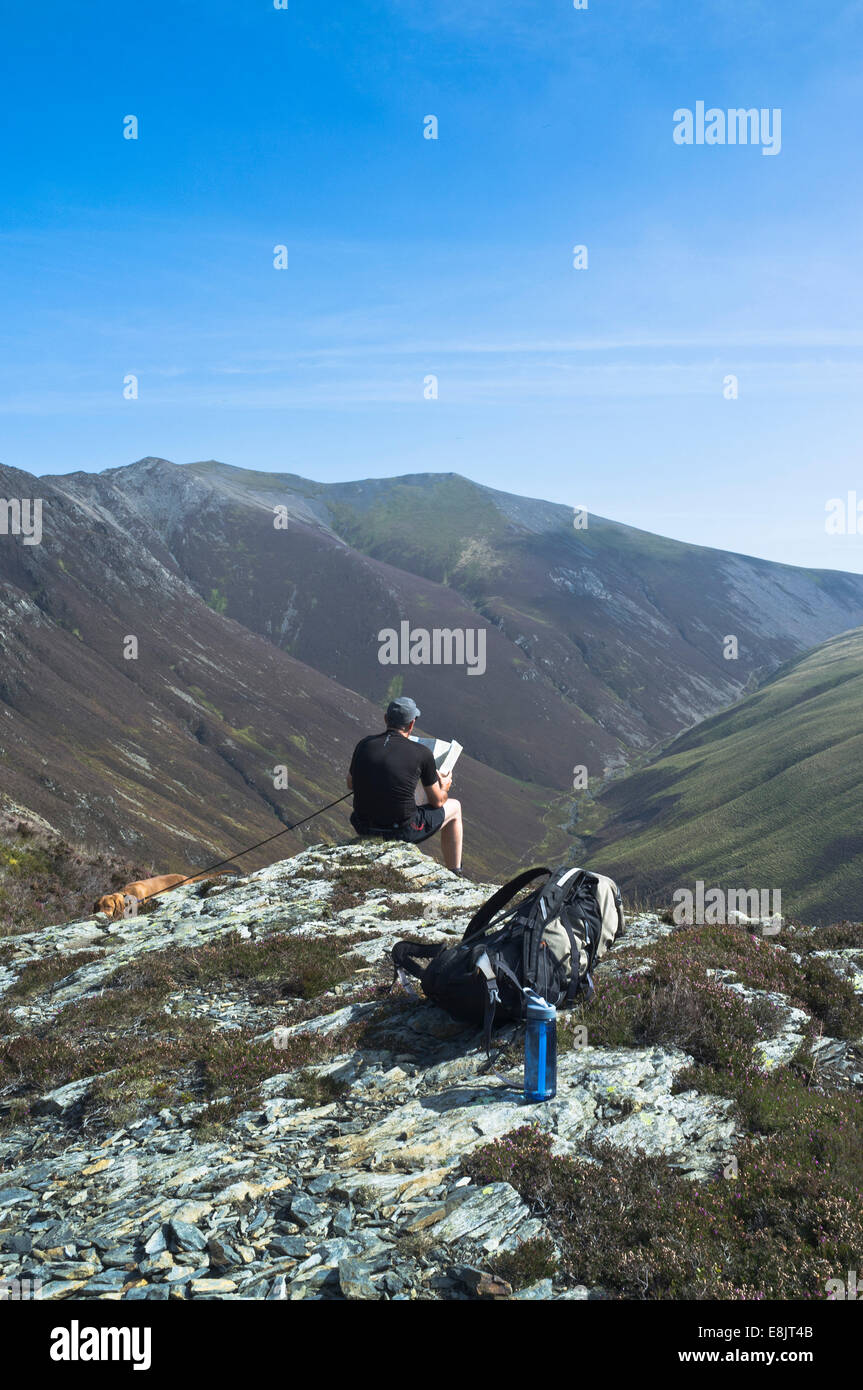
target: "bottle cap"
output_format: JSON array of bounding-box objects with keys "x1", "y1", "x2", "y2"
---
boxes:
[{"x1": 525, "y1": 989, "x2": 556, "y2": 1020}]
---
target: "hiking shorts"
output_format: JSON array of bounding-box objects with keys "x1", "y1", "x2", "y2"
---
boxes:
[{"x1": 351, "y1": 805, "x2": 446, "y2": 845}]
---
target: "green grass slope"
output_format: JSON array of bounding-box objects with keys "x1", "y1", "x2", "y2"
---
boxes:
[{"x1": 588, "y1": 627, "x2": 863, "y2": 923}]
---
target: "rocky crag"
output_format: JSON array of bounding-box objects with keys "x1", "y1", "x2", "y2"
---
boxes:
[{"x1": 1, "y1": 842, "x2": 861, "y2": 1301}]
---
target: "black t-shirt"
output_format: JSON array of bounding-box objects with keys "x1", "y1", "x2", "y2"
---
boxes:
[{"x1": 349, "y1": 731, "x2": 439, "y2": 828}]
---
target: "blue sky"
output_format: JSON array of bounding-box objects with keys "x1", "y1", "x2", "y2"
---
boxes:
[{"x1": 2, "y1": 0, "x2": 863, "y2": 569}]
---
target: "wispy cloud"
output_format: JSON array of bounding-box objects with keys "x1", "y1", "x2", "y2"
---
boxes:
[{"x1": 4, "y1": 357, "x2": 861, "y2": 415}]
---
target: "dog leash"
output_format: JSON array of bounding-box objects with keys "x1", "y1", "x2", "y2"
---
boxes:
[{"x1": 147, "y1": 791, "x2": 354, "y2": 899}]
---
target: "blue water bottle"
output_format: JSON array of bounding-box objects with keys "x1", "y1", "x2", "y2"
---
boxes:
[{"x1": 523, "y1": 991, "x2": 557, "y2": 1102}]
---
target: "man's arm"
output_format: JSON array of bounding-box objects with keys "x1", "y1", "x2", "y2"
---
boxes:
[
  {"x1": 346, "y1": 773, "x2": 353, "y2": 790},
  {"x1": 419, "y1": 746, "x2": 446, "y2": 806},
  {"x1": 424, "y1": 771, "x2": 451, "y2": 808}
]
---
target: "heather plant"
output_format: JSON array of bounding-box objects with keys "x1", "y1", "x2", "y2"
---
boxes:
[
  {"x1": 559, "y1": 955, "x2": 781, "y2": 1066},
  {"x1": 789, "y1": 921, "x2": 863, "y2": 953},
  {"x1": 0, "y1": 927, "x2": 383, "y2": 1130},
  {"x1": 0, "y1": 835, "x2": 151, "y2": 935},
  {"x1": 563, "y1": 925, "x2": 863, "y2": 1055},
  {"x1": 464, "y1": 1119, "x2": 863, "y2": 1300},
  {"x1": 668, "y1": 925, "x2": 863, "y2": 1036},
  {"x1": 1, "y1": 1007, "x2": 370, "y2": 1132},
  {"x1": 491, "y1": 1235, "x2": 558, "y2": 1290},
  {"x1": 186, "y1": 1045, "x2": 351, "y2": 1135},
  {"x1": 101, "y1": 929, "x2": 365, "y2": 1002},
  {"x1": 382, "y1": 898, "x2": 426, "y2": 921},
  {"x1": 7, "y1": 950, "x2": 104, "y2": 999},
  {"x1": 325, "y1": 863, "x2": 417, "y2": 913},
  {"x1": 788, "y1": 954, "x2": 863, "y2": 1038}
]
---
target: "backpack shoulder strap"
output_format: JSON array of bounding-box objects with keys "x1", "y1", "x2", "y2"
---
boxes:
[
  {"x1": 543, "y1": 865, "x2": 586, "y2": 912},
  {"x1": 476, "y1": 949, "x2": 528, "y2": 1058},
  {"x1": 522, "y1": 866, "x2": 585, "y2": 988},
  {"x1": 462, "y1": 867, "x2": 551, "y2": 943},
  {"x1": 391, "y1": 939, "x2": 444, "y2": 993}
]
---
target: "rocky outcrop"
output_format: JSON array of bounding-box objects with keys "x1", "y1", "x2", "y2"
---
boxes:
[{"x1": 1, "y1": 841, "x2": 860, "y2": 1301}]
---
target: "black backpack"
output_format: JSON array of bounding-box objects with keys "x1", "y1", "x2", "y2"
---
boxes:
[{"x1": 392, "y1": 865, "x2": 625, "y2": 1052}]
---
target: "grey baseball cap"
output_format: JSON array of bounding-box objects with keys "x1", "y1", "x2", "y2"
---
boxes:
[{"x1": 385, "y1": 696, "x2": 421, "y2": 727}]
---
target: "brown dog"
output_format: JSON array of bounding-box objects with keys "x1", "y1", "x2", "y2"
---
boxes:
[{"x1": 93, "y1": 871, "x2": 236, "y2": 922}]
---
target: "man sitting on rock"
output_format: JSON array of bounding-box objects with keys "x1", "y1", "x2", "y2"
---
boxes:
[{"x1": 347, "y1": 696, "x2": 464, "y2": 874}]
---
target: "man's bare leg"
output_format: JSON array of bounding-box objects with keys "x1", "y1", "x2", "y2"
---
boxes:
[{"x1": 440, "y1": 798, "x2": 463, "y2": 872}]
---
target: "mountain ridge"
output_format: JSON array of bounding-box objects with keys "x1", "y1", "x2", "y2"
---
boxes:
[
  {"x1": 44, "y1": 457, "x2": 863, "y2": 781},
  {"x1": 6, "y1": 454, "x2": 863, "y2": 886},
  {"x1": 0, "y1": 458, "x2": 561, "y2": 880}
]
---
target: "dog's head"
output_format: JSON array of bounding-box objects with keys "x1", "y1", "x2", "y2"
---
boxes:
[{"x1": 93, "y1": 892, "x2": 126, "y2": 921}]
